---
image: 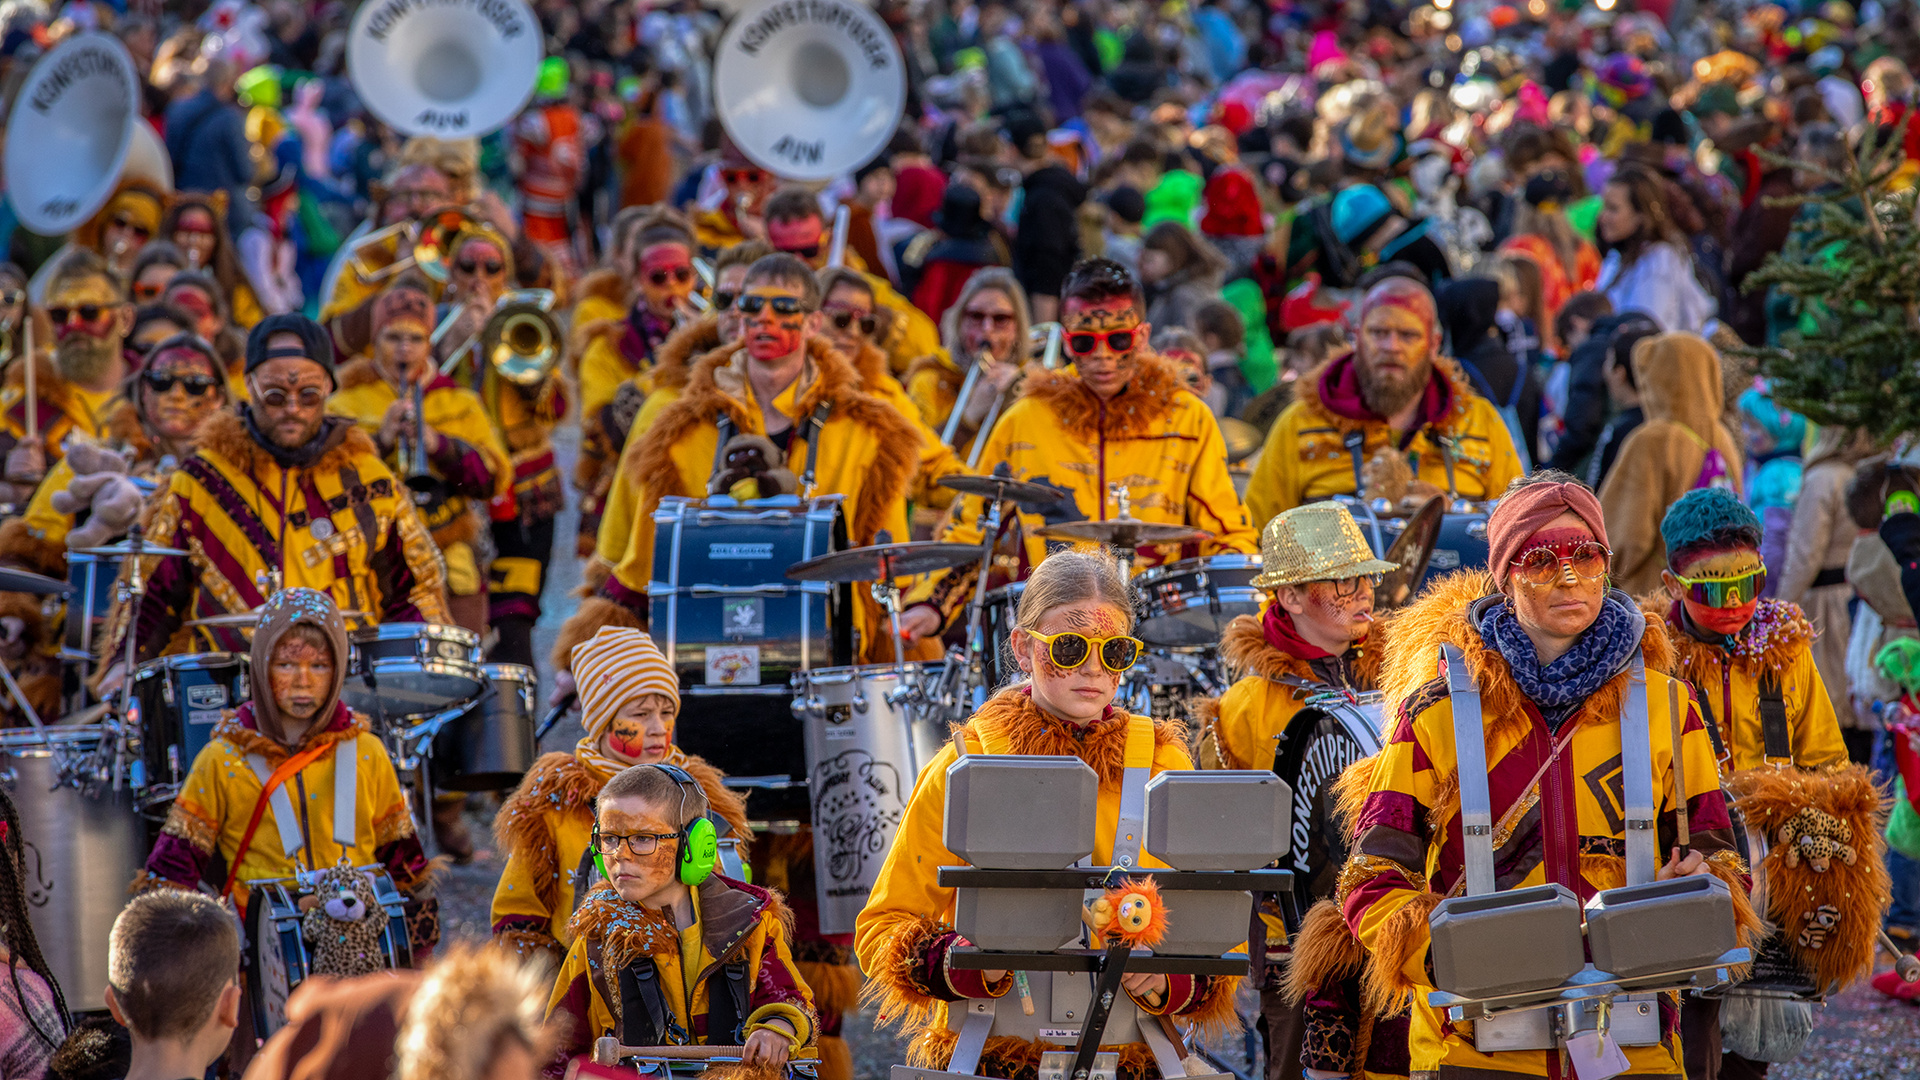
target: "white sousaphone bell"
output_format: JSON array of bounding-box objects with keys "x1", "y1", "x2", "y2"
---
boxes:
[
  {"x1": 713, "y1": 0, "x2": 907, "y2": 182},
  {"x1": 347, "y1": 0, "x2": 543, "y2": 139},
  {"x1": 5, "y1": 32, "x2": 174, "y2": 236}
]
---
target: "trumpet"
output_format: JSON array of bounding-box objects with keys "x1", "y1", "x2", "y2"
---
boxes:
[
  {"x1": 401, "y1": 379, "x2": 438, "y2": 504},
  {"x1": 481, "y1": 290, "x2": 562, "y2": 387},
  {"x1": 939, "y1": 348, "x2": 1021, "y2": 470}
]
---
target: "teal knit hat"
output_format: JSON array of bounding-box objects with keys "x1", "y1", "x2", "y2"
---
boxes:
[{"x1": 1660, "y1": 487, "x2": 1762, "y2": 568}]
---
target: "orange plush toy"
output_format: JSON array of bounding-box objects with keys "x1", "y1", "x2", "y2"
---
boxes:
[{"x1": 1081, "y1": 877, "x2": 1170, "y2": 949}]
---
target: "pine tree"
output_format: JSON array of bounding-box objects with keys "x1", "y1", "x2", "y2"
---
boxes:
[{"x1": 1739, "y1": 117, "x2": 1920, "y2": 440}]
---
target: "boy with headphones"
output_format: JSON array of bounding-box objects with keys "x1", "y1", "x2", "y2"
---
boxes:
[{"x1": 544, "y1": 762, "x2": 816, "y2": 1074}]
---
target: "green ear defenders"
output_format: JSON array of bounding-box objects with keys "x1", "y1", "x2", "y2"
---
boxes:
[
  {"x1": 1889, "y1": 489, "x2": 1920, "y2": 519},
  {"x1": 652, "y1": 763, "x2": 719, "y2": 887}
]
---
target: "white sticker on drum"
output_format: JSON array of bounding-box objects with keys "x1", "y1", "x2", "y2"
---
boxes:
[
  {"x1": 188, "y1": 709, "x2": 223, "y2": 727},
  {"x1": 705, "y1": 645, "x2": 760, "y2": 686},
  {"x1": 187, "y1": 684, "x2": 228, "y2": 709},
  {"x1": 824, "y1": 721, "x2": 857, "y2": 740},
  {"x1": 723, "y1": 598, "x2": 765, "y2": 637},
  {"x1": 1431, "y1": 549, "x2": 1461, "y2": 569}
]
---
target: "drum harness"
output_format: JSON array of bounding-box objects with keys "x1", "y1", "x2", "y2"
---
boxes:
[
  {"x1": 222, "y1": 739, "x2": 360, "y2": 900},
  {"x1": 1440, "y1": 643, "x2": 1665, "y2": 1051},
  {"x1": 1343, "y1": 429, "x2": 1460, "y2": 504},
  {"x1": 713, "y1": 401, "x2": 833, "y2": 496}
]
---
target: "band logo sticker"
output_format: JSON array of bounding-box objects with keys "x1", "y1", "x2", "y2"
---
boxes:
[
  {"x1": 724, "y1": 598, "x2": 765, "y2": 637},
  {"x1": 709, "y1": 543, "x2": 773, "y2": 560},
  {"x1": 187, "y1": 684, "x2": 228, "y2": 709},
  {"x1": 705, "y1": 645, "x2": 760, "y2": 686}
]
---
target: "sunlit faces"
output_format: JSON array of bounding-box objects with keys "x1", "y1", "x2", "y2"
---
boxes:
[
  {"x1": 376, "y1": 321, "x2": 433, "y2": 386},
  {"x1": 958, "y1": 288, "x2": 1019, "y2": 361},
  {"x1": 721, "y1": 165, "x2": 776, "y2": 215},
  {"x1": 1502, "y1": 518, "x2": 1608, "y2": 645},
  {"x1": 595, "y1": 794, "x2": 683, "y2": 906},
  {"x1": 1276, "y1": 578, "x2": 1375, "y2": 648},
  {"x1": 767, "y1": 215, "x2": 825, "y2": 265},
  {"x1": 603, "y1": 693, "x2": 677, "y2": 765},
  {"x1": 1665, "y1": 546, "x2": 1765, "y2": 637},
  {"x1": 141, "y1": 348, "x2": 223, "y2": 442},
  {"x1": 450, "y1": 237, "x2": 508, "y2": 302},
  {"x1": 1011, "y1": 600, "x2": 1131, "y2": 727},
  {"x1": 1061, "y1": 296, "x2": 1145, "y2": 401},
  {"x1": 163, "y1": 282, "x2": 222, "y2": 341},
  {"x1": 1356, "y1": 302, "x2": 1435, "y2": 418},
  {"x1": 637, "y1": 242, "x2": 695, "y2": 318},
  {"x1": 172, "y1": 206, "x2": 218, "y2": 270},
  {"x1": 268, "y1": 632, "x2": 334, "y2": 725},
  {"x1": 46, "y1": 275, "x2": 125, "y2": 342},
  {"x1": 249, "y1": 347, "x2": 333, "y2": 450},
  {"x1": 738, "y1": 285, "x2": 813, "y2": 362},
  {"x1": 820, "y1": 282, "x2": 876, "y2": 357},
  {"x1": 381, "y1": 166, "x2": 452, "y2": 227}
]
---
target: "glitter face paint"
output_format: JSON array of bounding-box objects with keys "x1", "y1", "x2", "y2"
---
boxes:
[
  {"x1": 1019, "y1": 601, "x2": 1128, "y2": 726},
  {"x1": 1062, "y1": 296, "x2": 1141, "y2": 400},
  {"x1": 597, "y1": 796, "x2": 682, "y2": 905},
  {"x1": 1296, "y1": 580, "x2": 1374, "y2": 646}
]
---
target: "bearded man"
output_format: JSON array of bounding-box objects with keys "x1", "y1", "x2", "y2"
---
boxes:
[
  {"x1": 0, "y1": 251, "x2": 136, "y2": 497},
  {"x1": 1245, "y1": 277, "x2": 1524, "y2": 524}
]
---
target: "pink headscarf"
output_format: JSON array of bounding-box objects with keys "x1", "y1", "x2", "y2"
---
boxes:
[{"x1": 1485, "y1": 481, "x2": 1610, "y2": 585}]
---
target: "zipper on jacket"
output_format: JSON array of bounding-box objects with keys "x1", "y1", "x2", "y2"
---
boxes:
[{"x1": 1096, "y1": 399, "x2": 1107, "y2": 519}]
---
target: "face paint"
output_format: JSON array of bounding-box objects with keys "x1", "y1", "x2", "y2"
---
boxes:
[
  {"x1": 1018, "y1": 601, "x2": 1129, "y2": 726},
  {"x1": 269, "y1": 636, "x2": 333, "y2": 725},
  {"x1": 1299, "y1": 580, "x2": 1375, "y2": 644},
  {"x1": 768, "y1": 216, "x2": 825, "y2": 263},
  {"x1": 603, "y1": 693, "x2": 675, "y2": 764},
  {"x1": 741, "y1": 288, "x2": 807, "y2": 361},
  {"x1": 638, "y1": 243, "x2": 695, "y2": 316},
  {"x1": 1062, "y1": 296, "x2": 1141, "y2": 400},
  {"x1": 597, "y1": 795, "x2": 682, "y2": 905},
  {"x1": 1685, "y1": 596, "x2": 1759, "y2": 635},
  {"x1": 1671, "y1": 547, "x2": 1764, "y2": 635}
]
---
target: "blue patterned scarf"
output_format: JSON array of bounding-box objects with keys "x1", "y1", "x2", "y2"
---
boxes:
[{"x1": 1473, "y1": 593, "x2": 1644, "y2": 729}]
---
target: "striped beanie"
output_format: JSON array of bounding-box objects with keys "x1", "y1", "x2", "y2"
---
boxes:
[{"x1": 571, "y1": 627, "x2": 679, "y2": 739}]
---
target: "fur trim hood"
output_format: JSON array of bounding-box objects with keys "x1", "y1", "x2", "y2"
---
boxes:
[
  {"x1": 627, "y1": 336, "x2": 921, "y2": 546},
  {"x1": 1017, "y1": 352, "x2": 1194, "y2": 444},
  {"x1": 650, "y1": 315, "x2": 723, "y2": 395},
  {"x1": 962, "y1": 688, "x2": 1186, "y2": 786},
  {"x1": 194, "y1": 407, "x2": 380, "y2": 477},
  {"x1": 576, "y1": 268, "x2": 629, "y2": 308},
  {"x1": 1639, "y1": 594, "x2": 1814, "y2": 680},
  {"x1": 1292, "y1": 351, "x2": 1480, "y2": 438},
  {"x1": 1217, "y1": 612, "x2": 1388, "y2": 687}
]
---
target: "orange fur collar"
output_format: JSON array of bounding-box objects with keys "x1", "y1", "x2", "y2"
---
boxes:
[
  {"x1": 212, "y1": 709, "x2": 371, "y2": 765},
  {"x1": 1017, "y1": 352, "x2": 1192, "y2": 444},
  {"x1": 194, "y1": 408, "x2": 382, "y2": 478},
  {"x1": 1217, "y1": 613, "x2": 1387, "y2": 688},
  {"x1": 963, "y1": 689, "x2": 1186, "y2": 787},
  {"x1": 651, "y1": 316, "x2": 723, "y2": 394},
  {"x1": 1292, "y1": 352, "x2": 1480, "y2": 438},
  {"x1": 577, "y1": 267, "x2": 629, "y2": 308}
]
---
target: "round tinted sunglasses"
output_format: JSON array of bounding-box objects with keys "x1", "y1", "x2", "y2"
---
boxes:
[
  {"x1": 827, "y1": 309, "x2": 877, "y2": 336},
  {"x1": 1025, "y1": 629, "x2": 1144, "y2": 673},
  {"x1": 649, "y1": 266, "x2": 695, "y2": 287},
  {"x1": 1673, "y1": 566, "x2": 1766, "y2": 608},
  {"x1": 1067, "y1": 330, "x2": 1135, "y2": 356},
  {"x1": 735, "y1": 294, "x2": 807, "y2": 316},
  {"x1": 1511, "y1": 541, "x2": 1612, "y2": 586},
  {"x1": 457, "y1": 258, "x2": 504, "y2": 276},
  {"x1": 144, "y1": 371, "x2": 221, "y2": 397}
]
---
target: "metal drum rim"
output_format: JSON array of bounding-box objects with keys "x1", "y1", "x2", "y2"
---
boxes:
[
  {"x1": 1134, "y1": 552, "x2": 1264, "y2": 584},
  {"x1": 349, "y1": 622, "x2": 481, "y2": 646},
  {"x1": 134, "y1": 651, "x2": 248, "y2": 674},
  {"x1": 353, "y1": 657, "x2": 486, "y2": 678},
  {"x1": 479, "y1": 662, "x2": 537, "y2": 680},
  {"x1": 792, "y1": 661, "x2": 942, "y2": 687}
]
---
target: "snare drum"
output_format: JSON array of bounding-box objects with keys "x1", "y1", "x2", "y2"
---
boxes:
[
  {"x1": 792, "y1": 665, "x2": 926, "y2": 934},
  {"x1": 430, "y1": 664, "x2": 537, "y2": 791},
  {"x1": 243, "y1": 867, "x2": 412, "y2": 1039},
  {"x1": 130, "y1": 652, "x2": 248, "y2": 795},
  {"x1": 1134, "y1": 555, "x2": 1264, "y2": 648},
  {"x1": 3, "y1": 726, "x2": 145, "y2": 1011},
  {"x1": 1350, "y1": 507, "x2": 1492, "y2": 586},
  {"x1": 341, "y1": 623, "x2": 485, "y2": 720}
]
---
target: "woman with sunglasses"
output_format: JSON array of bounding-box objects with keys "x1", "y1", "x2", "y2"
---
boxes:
[
  {"x1": 857, "y1": 550, "x2": 1240, "y2": 1079},
  {"x1": 691, "y1": 149, "x2": 780, "y2": 255},
  {"x1": 430, "y1": 225, "x2": 517, "y2": 381},
  {"x1": 128, "y1": 243, "x2": 187, "y2": 308},
  {"x1": 69, "y1": 179, "x2": 167, "y2": 281},
  {"x1": 159, "y1": 194, "x2": 265, "y2": 329},
  {"x1": 1345, "y1": 472, "x2": 1749, "y2": 1080}
]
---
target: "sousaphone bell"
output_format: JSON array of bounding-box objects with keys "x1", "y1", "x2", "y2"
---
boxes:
[{"x1": 347, "y1": 0, "x2": 543, "y2": 139}]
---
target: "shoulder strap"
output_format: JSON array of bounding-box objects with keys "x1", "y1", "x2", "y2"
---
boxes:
[
  {"x1": 711, "y1": 412, "x2": 738, "y2": 478},
  {"x1": 1112, "y1": 713, "x2": 1154, "y2": 871},
  {"x1": 1686, "y1": 679, "x2": 1729, "y2": 761},
  {"x1": 1343, "y1": 430, "x2": 1367, "y2": 497},
  {"x1": 706, "y1": 960, "x2": 751, "y2": 1045},
  {"x1": 1758, "y1": 671, "x2": 1793, "y2": 764},
  {"x1": 1441, "y1": 645, "x2": 1496, "y2": 896},
  {"x1": 585, "y1": 937, "x2": 620, "y2": 1038},
  {"x1": 798, "y1": 400, "x2": 833, "y2": 491},
  {"x1": 331, "y1": 739, "x2": 357, "y2": 849},
  {"x1": 573, "y1": 846, "x2": 601, "y2": 914},
  {"x1": 222, "y1": 739, "x2": 336, "y2": 899},
  {"x1": 617, "y1": 956, "x2": 670, "y2": 1047},
  {"x1": 1619, "y1": 657, "x2": 1657, "y2": 886}
]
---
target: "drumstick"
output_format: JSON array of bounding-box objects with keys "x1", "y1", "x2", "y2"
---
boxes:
[
  {"x1": 591, "y1": 1038, "x2": 821, "y2": 1065},
  {"x1": 21, "y1": 315, "x2": 34, "y2": 451},
  {"x1": 1669, "y1": 679, "x2": 1689, "y2": 853}
]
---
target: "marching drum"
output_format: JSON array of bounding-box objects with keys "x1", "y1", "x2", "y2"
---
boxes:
[
  {"x1": 791, "y1": 665, "x2": 934, "y2": 934},
  {"x1": 129, "y1": 652, "x2": 248, "y2": 797},
  {"x1": 1133, "y1": 554, "x2": 1264, "y2": 648},
  {"x1": 1348, "y1": 503, "x2": 1492, "y2": 587},
  {"x1": 430, "y1": 663, "x2": 537, "y2": 791},
  {"x1": 3, "y1": 726, "x2": 145, "y2": 1012},
  {"x1": 341, "y1": 623, "x2": 486, "y2": 720},
  {"x1": 243, "y1": 866, "x2": 413, "y2": 1039},
  {"x1": 1272, "y1": 691, "x2": 1385, "y2": 901},
  {"x1": 980, "y1": 581, "x2": 1025, "y2": 690},
  {"x1": 63, "y1": 551, "x2": 119, "y2": 651}
]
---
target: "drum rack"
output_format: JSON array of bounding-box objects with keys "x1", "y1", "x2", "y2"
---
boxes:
[{"x1": 1425, "y1": 950, "x2": 1750, "y2": 1022}]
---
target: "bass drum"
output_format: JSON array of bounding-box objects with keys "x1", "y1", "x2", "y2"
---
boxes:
[
  {"x1": 243, "y1": 868, "x2": 413, "y2": 1040},
  {"x1": 430, "y1": 664, "x2": 537, "y2": 791},
  {"x1": 1270, "y1": 694, "x2": 1384, "y2": 903}
]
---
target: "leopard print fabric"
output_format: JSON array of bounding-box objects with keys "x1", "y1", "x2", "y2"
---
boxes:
[
  {"x1": 302, "y1": 865, "x2": 392, "y2": 979},
  {"x1": 1777, "y1": 806, "x2": 1857, "y2": 873}
]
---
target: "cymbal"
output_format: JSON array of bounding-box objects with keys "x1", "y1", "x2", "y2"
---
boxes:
[
  {"x1": 937, "y1": 474, "x2": 1073, "y2": 505},
  {"x1": 72, "y1": 540, "x2": 190, "y2": 558},
  {"x1": 1220, "y1": 417, "x2": 1264, "y2": 464},
  {"x1": 56, "y1": 702, "x2": 112, "y2": 726},
  {"x1": 1033, "y1": 516, "x2": 1211, "y2": 547},
  {"x1": 0, "y1": 566, "x2": 71, "y2": 596},
  {"x1": 188, "y1": 606, "x2": 369, "y2": 628},
  {"x1": 788, "y1": 542, "x2": 983, "y2": 583}
]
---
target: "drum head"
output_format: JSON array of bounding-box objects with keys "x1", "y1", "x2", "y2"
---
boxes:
[
  {"x1": 245, "y1": 889, "x2": 295, "y2": 1039},
  {"x1": 340, "y1": 659, "x2": 486, "y2": 719}
]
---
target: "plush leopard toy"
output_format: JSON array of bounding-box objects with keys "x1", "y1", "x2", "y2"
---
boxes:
[
  {"x1": 301, "y1": 863, "x2": 391, "y2": 979},
  {"x1": 1777, "y1": 806, "x2": 1858, "y2": 873}
]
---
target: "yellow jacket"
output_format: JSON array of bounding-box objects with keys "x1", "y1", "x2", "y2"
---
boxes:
[
  {"x1": 855, "y1": 690, "x2": 1239, "y2": 1073},
  {"x1": 1244, "y1": 353, "x2": 1524, "y2": 527},
  {"x1": 0, "y1": 353, "x2": 128, "y2": 469},
  {"x1": 849, "y1": 339, "x2": 966, "y2": 515},
  {"x1": 490, "y1": 748, "x2": 751, "y2": 958},
  {"x1": 1650, "y1": 598, "x2": 1848, "y2": 775},
  {"x1": 594, "y1": 318, "x2": 721, "y2": 572},
  {"x1": 903, "y1": 352, "x2": 974, "y2": 458},
  {"x1": 916, "y1": 355, "x2": 1255, "y2": 622},
  {"x1": 1205, "y1": 612, "x2": 1389, "y2": 773}
]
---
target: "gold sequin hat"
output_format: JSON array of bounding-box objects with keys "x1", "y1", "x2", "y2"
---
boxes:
[{"x1": 1250, "y1": 503, "x2": 1398, "y2": 588}]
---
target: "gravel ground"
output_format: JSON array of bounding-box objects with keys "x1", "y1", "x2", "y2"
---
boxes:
[{"x1": 435, "y1": 424, "x2": 1920, "y2": 1078}]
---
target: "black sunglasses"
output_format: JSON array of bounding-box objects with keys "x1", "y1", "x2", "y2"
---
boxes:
[
  {"x1": 781, "y1": 244, "x2": 822, "y2": 261},
  {"x1": 1067, "y1": 330, "x2": 1136, "y2": 355},
  {"x1": 712, "y1": 290, "x2": 738, "y2": 311},
  {"x1": 828, "y1": 310, "x2": 877, "y2": 336},
  {"x1": 110, "y1": 215, "x2": 153, "y2": 240},
  {"x1": 457, "y1": 258, "x2": 504, "y2": 275},
  {"x1": 735, "y1": 294, "x2": 806, "y2": 316},
  {"x1": 144, "y1": 372, "x2": 221, "y2": 397},
  {"x1": 49, "y1": 305, "x2": 109, "y2": 326},
  {"x1": 649, "y1": 266, "x2": 694, "y2": 287}
]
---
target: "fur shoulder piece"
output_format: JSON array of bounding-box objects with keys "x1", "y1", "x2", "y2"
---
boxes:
[
  {"x1": 577, "y1": 268, "x2": 629, "y2": 308},
  {"x1": 194, "y1": 409, "x2": 384, "y2": 480},
  {"x1": 211, "y1": 709, "x2": 372, "y2": 764},
  {"x1": 651, "y1": 316, "x2": 723, "y2": 394},
  {"x1": 1642, "y1": 595, "x2": 1815, "y2": 681},
  {"x1": 1378, "y1": 570, "x2": 1675, "y2": 753},
  {"x1": 567, "y1": 886, "x2": 681, "y2": 964},
  {"x1": 494, "y1": 751, "x2": 600, "y2": 850},
  {"x1": 1018, "y1": 352, "x2": 1191, "y2": 443},
  {"x1": 1293, "y1": 352, "x2": 1480, "y2": 438},
  {"x1": 963, "y1": 689, "x2": 1186, "y2": 786},
  {"x1": 1217, "y1": 613, "x2": 1389, "y2": 689},
  {"x1": 903, "y1": 352, "x2": 958, "y2": 387},
  {"x1": 852, "y1": 340, "x2": 892, "y2": 391},
  {"x1": 394, "y1": 945, "x2": 552, "y2": 1080},
  {"x1": 335, "y1": 357, "x2": 385, "y2": 392}
]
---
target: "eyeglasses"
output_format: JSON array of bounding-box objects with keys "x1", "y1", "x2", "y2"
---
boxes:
[
  {"x1": 1511, "y1": 540, "x2": 1613, "y2": 586},
  {"x1": 1024, "y1": 629, "x2": 1145, "y2": 673},
  {"x1": 1067, "y1": 330, "x2": 1136, "y2": 356},
  {"x1": 48, "y1": 305, "x2": 109, "y2": 326},
  {"x1": 1673, "y1": 566, "x2": 1767, "y2": 608},
  {"x1": 712, "y1": 290, "x2": 739, "y2": 311},
  {"x1": 722, "y1": 167, "x2": 767, "y2": 186},
  {"x1": 735, "y1": 294, "x2": 807, "y2": 316},
  {"x1": 593, "y1": 830, "x2": 679, "y2": 857},
  {"x1": 1326, "y1": 575, "x2": 1383, "y2": 598},
  {"x1": 779, "y1": 243, "x2": 822, "y2": 261},
  {"x1": 253, "y1": 383, "x2": 328, "y2": 409},
  {"x1": 110, "y1": 215, "x2": 152, "y2": 240},
  {"x1": 456, "y1": 258, "x2": 504, "y2": 276},
  {"x1": 961, "y1": 310, "x2": 1017, "y2": 328},
  {"x1": 648, "y1": 266, "x2": 695, "y2": 287},
  {"x1": 144, "y1": 372, "x2": 221, "y2": 397},
  {"x1": 827, "y1": 309, "x2": 877, "y2": 336}
]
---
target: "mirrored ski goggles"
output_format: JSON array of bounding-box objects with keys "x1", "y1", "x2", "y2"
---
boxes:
[
  {"x1": 1025, "y1": 630, "x2": 1144, "y2": 672},
  {"x1": 1673, "y1": 566, "x2": 1766, "y2": 608}
]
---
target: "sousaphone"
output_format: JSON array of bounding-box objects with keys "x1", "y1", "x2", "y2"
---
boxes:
[
  {"x1": 5, "y1": 33, "x2": 173, "y2": 236},
  {"x1": 347, "y1": 0, "x2": 543, "y2": 139},
  {"x1": 712, "y1": 0, "x2": 907, "y2": 182}
]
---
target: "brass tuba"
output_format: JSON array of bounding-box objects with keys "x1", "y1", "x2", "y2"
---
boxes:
[
  {"x1": 481, "y1": 290, "x2": 561, "y2": 387},
  {"x1": 342, "y1": 204, "x2": 481, "y2": 287}
]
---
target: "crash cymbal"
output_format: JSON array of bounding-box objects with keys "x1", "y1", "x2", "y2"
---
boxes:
[
  {"x1": 1033, "y1": 517, "x2": 1212, "y2": 547},
  {"x1": 71, "y1": 540, "x2": 190, "y2": 558},
  {"x1": 937, "y1": 474, "x2": 1073, "y2": 505},
  {"x1": 1220, "y1": 417, "x2": 1264, "y2": 464},
  {"x1": 187, "y1": 606, "x2": 368, "y2": 628},
  {"x1": 0, "y1": 566, "x2": 71, "y2": 596},
  {"x1": 788, "y1": 542, "x2": 983, "y2": 583}
]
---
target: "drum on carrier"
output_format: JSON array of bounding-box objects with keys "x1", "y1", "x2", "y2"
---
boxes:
[
  {"x1": 430, "y1": 663, "x2": 537, "y2": 791},
  {"x1": 1132, "y1": 554, "x2": 1264, "y2": 648},
  {"x1": 129, "y1": 652, "x2": 248, "y2": 801},
  {"x1": 243, "y1": 865, "x2": 413, "y2": 1039},
  {"x1": 4, "y1": 726, "x2": 145, "y2": 1012},
  {"x1": 340, "y1": 623, "x2": 486, "y2": 720},
  {"x1": 1270, "y1": 689, "x2": 1385, "y2": 902},
  {"x1": 650, "y1": 496, "x2": 849, "y2": 820}
]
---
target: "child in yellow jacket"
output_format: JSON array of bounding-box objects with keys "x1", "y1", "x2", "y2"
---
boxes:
[{"x1": 544, "y1": 763, "x2": 815, "y2": 1075}]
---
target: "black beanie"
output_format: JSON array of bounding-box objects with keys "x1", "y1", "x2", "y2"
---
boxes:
[{"x1": 245, "y1": 313, "x2": 336, "y2": 384}]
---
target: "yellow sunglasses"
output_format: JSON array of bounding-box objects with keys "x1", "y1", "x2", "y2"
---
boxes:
[{"x1": 1023, "y1": 629, "x2": 1145, "y2": 672}]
